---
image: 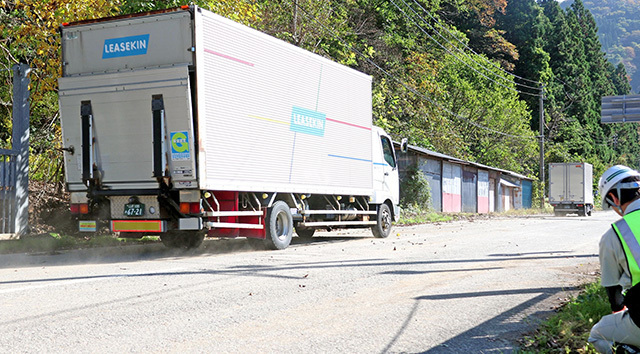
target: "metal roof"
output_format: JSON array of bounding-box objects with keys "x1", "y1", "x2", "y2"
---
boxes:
[{"x1": 395, "y1": 142, "x2": 533, "y2": 181}]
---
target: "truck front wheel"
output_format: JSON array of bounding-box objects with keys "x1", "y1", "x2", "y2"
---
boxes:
[
  {"x1": 265, "y1": 201, "x2": 293, "y2": 250},
  {"x1": 372, "y1": 203, "x2": 392, "y2": 238}
]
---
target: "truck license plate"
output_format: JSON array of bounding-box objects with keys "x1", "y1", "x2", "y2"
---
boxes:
[{"x1": 124, "y1": 203, "x2": 145, "y2": 217}]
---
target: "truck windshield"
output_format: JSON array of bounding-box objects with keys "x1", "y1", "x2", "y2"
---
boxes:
[{"x1": 381, "y1": 136, "x2": 396, "y2": 168}]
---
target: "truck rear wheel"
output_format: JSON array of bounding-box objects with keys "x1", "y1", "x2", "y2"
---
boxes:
[
  {"x1": 265, "y1": 201, "x2": 293, "y2": 250},
  {"x1": 161, "y1": 230, "x2": 205, "y2": 249},
  {"x1": 372, "y1": 203, "x2": 392, "y2": 238}
]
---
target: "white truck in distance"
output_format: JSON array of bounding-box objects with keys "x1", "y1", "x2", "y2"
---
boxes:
[
  {"x1": 548, "y1": 162, "x2": 594, "y2": 216},
  {"x1": 58, "y1": 6, "x2": 403, "y2": 249}
]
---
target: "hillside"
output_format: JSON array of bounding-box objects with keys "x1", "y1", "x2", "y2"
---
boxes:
[{"x1": 562, "y1": 0, "x2": 640, "y2": 92}]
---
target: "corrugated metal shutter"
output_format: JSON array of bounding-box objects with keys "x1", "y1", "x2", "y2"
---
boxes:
[
  {"x1": 478, "y1": 170, "x2": 489, "y2": 213},
  {"x1": 489, "y1": 178, "x2": 496, "y2": 212},
  {"x1": 419, "y1": 158, "x2": 441, "y2": 212},
  {"x1": 522, "y1": 180, "x2": 532, "y2": 209},
  {"x1": 443, "y1": 162, "x2": 462, "y2": 212},
  {"x1": 462, "y1": 166, "x2": 477, "y2": 213}
]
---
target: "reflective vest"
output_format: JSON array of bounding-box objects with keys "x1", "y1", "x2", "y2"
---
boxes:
[{"x1": 612, "y1": 210, "x2": 640, "y2": 287}]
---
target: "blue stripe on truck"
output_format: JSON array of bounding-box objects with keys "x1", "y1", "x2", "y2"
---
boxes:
[{"x1": 328, "y1": 154, "x2": 373, "y2": 163}]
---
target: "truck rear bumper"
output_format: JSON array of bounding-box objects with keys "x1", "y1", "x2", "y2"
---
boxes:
[{"x1": 110, "y1": 220, "x2": 166, "y2": 233}]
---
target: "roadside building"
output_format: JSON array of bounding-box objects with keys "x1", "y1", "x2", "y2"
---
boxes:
[{"x1": 395, "y1": 143, "x2": 533, "y2": 213}]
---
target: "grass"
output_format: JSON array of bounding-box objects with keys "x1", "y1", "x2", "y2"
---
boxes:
[
  {"x1": 504, "y1": 205, "x2": 554, "y2": 216},
  {"x1": 518, "y1": 281, "x2": 610, "y2": 353},
  {"x1": 397, "y1": 204, "x2": 554, "y2": 226},
  {"x1": 397, "y1": 204, "x2": 454, "y2": 224}
]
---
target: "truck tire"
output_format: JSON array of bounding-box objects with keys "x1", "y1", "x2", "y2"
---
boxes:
[
  {"x1": 265, "y1": 201, "x2": 293, "y2": 250},
  {"x1": 161, "y1": 231, "x2": 205, "y2": 249},
  {"x1": 295, "y1": 225, "x2": 315, "y2": 239},
  {"x1": 371, "y1": 203, "x2": 392, "y2": 238}
]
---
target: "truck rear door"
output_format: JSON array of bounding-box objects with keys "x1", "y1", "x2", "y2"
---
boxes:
[
  {"x1": 548, "y1": 164, "x2": 565, "y2": 203},
  {"x1": 59, "y1": 66, "x2": 197, "y2": 192},
  {"x1": 567, "y1": 164, "x2": 585, "y2": 202}
]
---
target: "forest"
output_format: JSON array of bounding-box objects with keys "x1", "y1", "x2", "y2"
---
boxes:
[
  {"x1": 563, "y1": 0, "x2": 640, "y2": 93},
  {"x1": 1, "y1": 0, "x2": 638, "y2": 203}
]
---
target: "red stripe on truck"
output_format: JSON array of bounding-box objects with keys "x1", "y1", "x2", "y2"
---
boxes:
[
  {"x1": 326, "y1": 117, "x2": 371, "y2": 130},
  {"x1": 204, "y1": 49, "x2": 254, "y2": 67}
]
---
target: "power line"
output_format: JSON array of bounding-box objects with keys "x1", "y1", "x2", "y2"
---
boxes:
[
  {"x1": 391, "y1": 0, "x2": 542, "y2": 97},
  {"x1": 407, "y1": 0, "x2": 544, "y2": 87},
  {"x1": 290, "y1": 1, "x2": 539, "y2": 140}
]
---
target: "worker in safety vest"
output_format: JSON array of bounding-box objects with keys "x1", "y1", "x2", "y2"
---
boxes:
[{"x1": 589, "y1": 165, "x2": 640, "y2": 352}]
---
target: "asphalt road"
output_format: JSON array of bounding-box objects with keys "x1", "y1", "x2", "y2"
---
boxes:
[{"x1": 0, "y1": 211, "x2": 613, "y2": 353}]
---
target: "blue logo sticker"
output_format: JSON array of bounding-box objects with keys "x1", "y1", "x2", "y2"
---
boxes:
[
  {"x1": 290, "y1": 106, "x2": 326, "y2": 136},
  {"x1": 170, "y1": 131, "x2": 190, "y2": 161},
  {"x1": 102, "y1": 34, "x2": 150, "y2": 59}
]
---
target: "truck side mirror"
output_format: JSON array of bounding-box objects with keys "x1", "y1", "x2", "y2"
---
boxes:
[{"x1": 400, "y1": 138, "x2": 409, "y2": 153}]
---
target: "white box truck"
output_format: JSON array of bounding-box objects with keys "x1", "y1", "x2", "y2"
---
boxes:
[
  {"x1": 58, "y1": 6, "x2": 404, "y2": 249},
  {"x1": 548, "y1": 162, "x2": 594, "y2": 216}
]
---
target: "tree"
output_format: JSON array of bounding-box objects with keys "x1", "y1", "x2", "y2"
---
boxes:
[
  {"x1": 0, "y1": 0, "x2": 121, "y2": 180},
  {"x1": 119, "y1": 0, "x2": 258, "y2": 24}
]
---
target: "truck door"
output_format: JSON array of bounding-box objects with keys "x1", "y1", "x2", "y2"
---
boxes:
[{"x1": 372, "y1": 129, "x2": 399, "y2": 204}]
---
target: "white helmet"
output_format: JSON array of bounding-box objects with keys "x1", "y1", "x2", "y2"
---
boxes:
[{"x1": 598, "y1": 165, "x2": 640, "y2": 209}]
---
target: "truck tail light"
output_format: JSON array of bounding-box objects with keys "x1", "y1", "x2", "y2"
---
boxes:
[
  {"x1": 71, "y1": 203, "x2": 89, "y2": 215},
  {"x1": 180, "y1": 202, "x2": 201, "y2": 214}
]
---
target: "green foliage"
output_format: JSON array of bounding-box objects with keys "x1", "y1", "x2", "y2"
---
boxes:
[
  {"x1": 397, "y1": 204, "x2": 452, "y2": 225},
  {"x1": 519, "y1": 281, "x2": 609, "y2": 353},
  {"x1": 569, "y1": 0, "x2": 640, "y2": 93},
  {"x1": 400, "y1": 165, "x2": 431, "y2": 209},
  {"x1": 119, "y1": 0, "x2": 258, "y2": 24}
]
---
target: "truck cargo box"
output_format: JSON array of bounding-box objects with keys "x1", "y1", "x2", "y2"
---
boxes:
[
  {"x1": 548, "y1": 162, "x2": 593, "y2": 216},
  {"x1": 59, "y1": 7, "x2": 374, "y2": 197}
]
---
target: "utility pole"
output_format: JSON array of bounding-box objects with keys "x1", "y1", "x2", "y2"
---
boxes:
[
  {"x1": 539, "y1": 84, "x2": 545, "y2": 208},
  {"x1": 293, "y1": 0, "x2": 298, "y2": 45}
]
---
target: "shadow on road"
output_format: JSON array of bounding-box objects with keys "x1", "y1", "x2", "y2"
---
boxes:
[{"x1": 379, "y1": 286, "x2": 579, "y2": 353}]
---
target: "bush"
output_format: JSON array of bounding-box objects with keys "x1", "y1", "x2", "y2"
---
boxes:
[{"x1": 400, "y1": 165, "x2": 431, "y2": 209}]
